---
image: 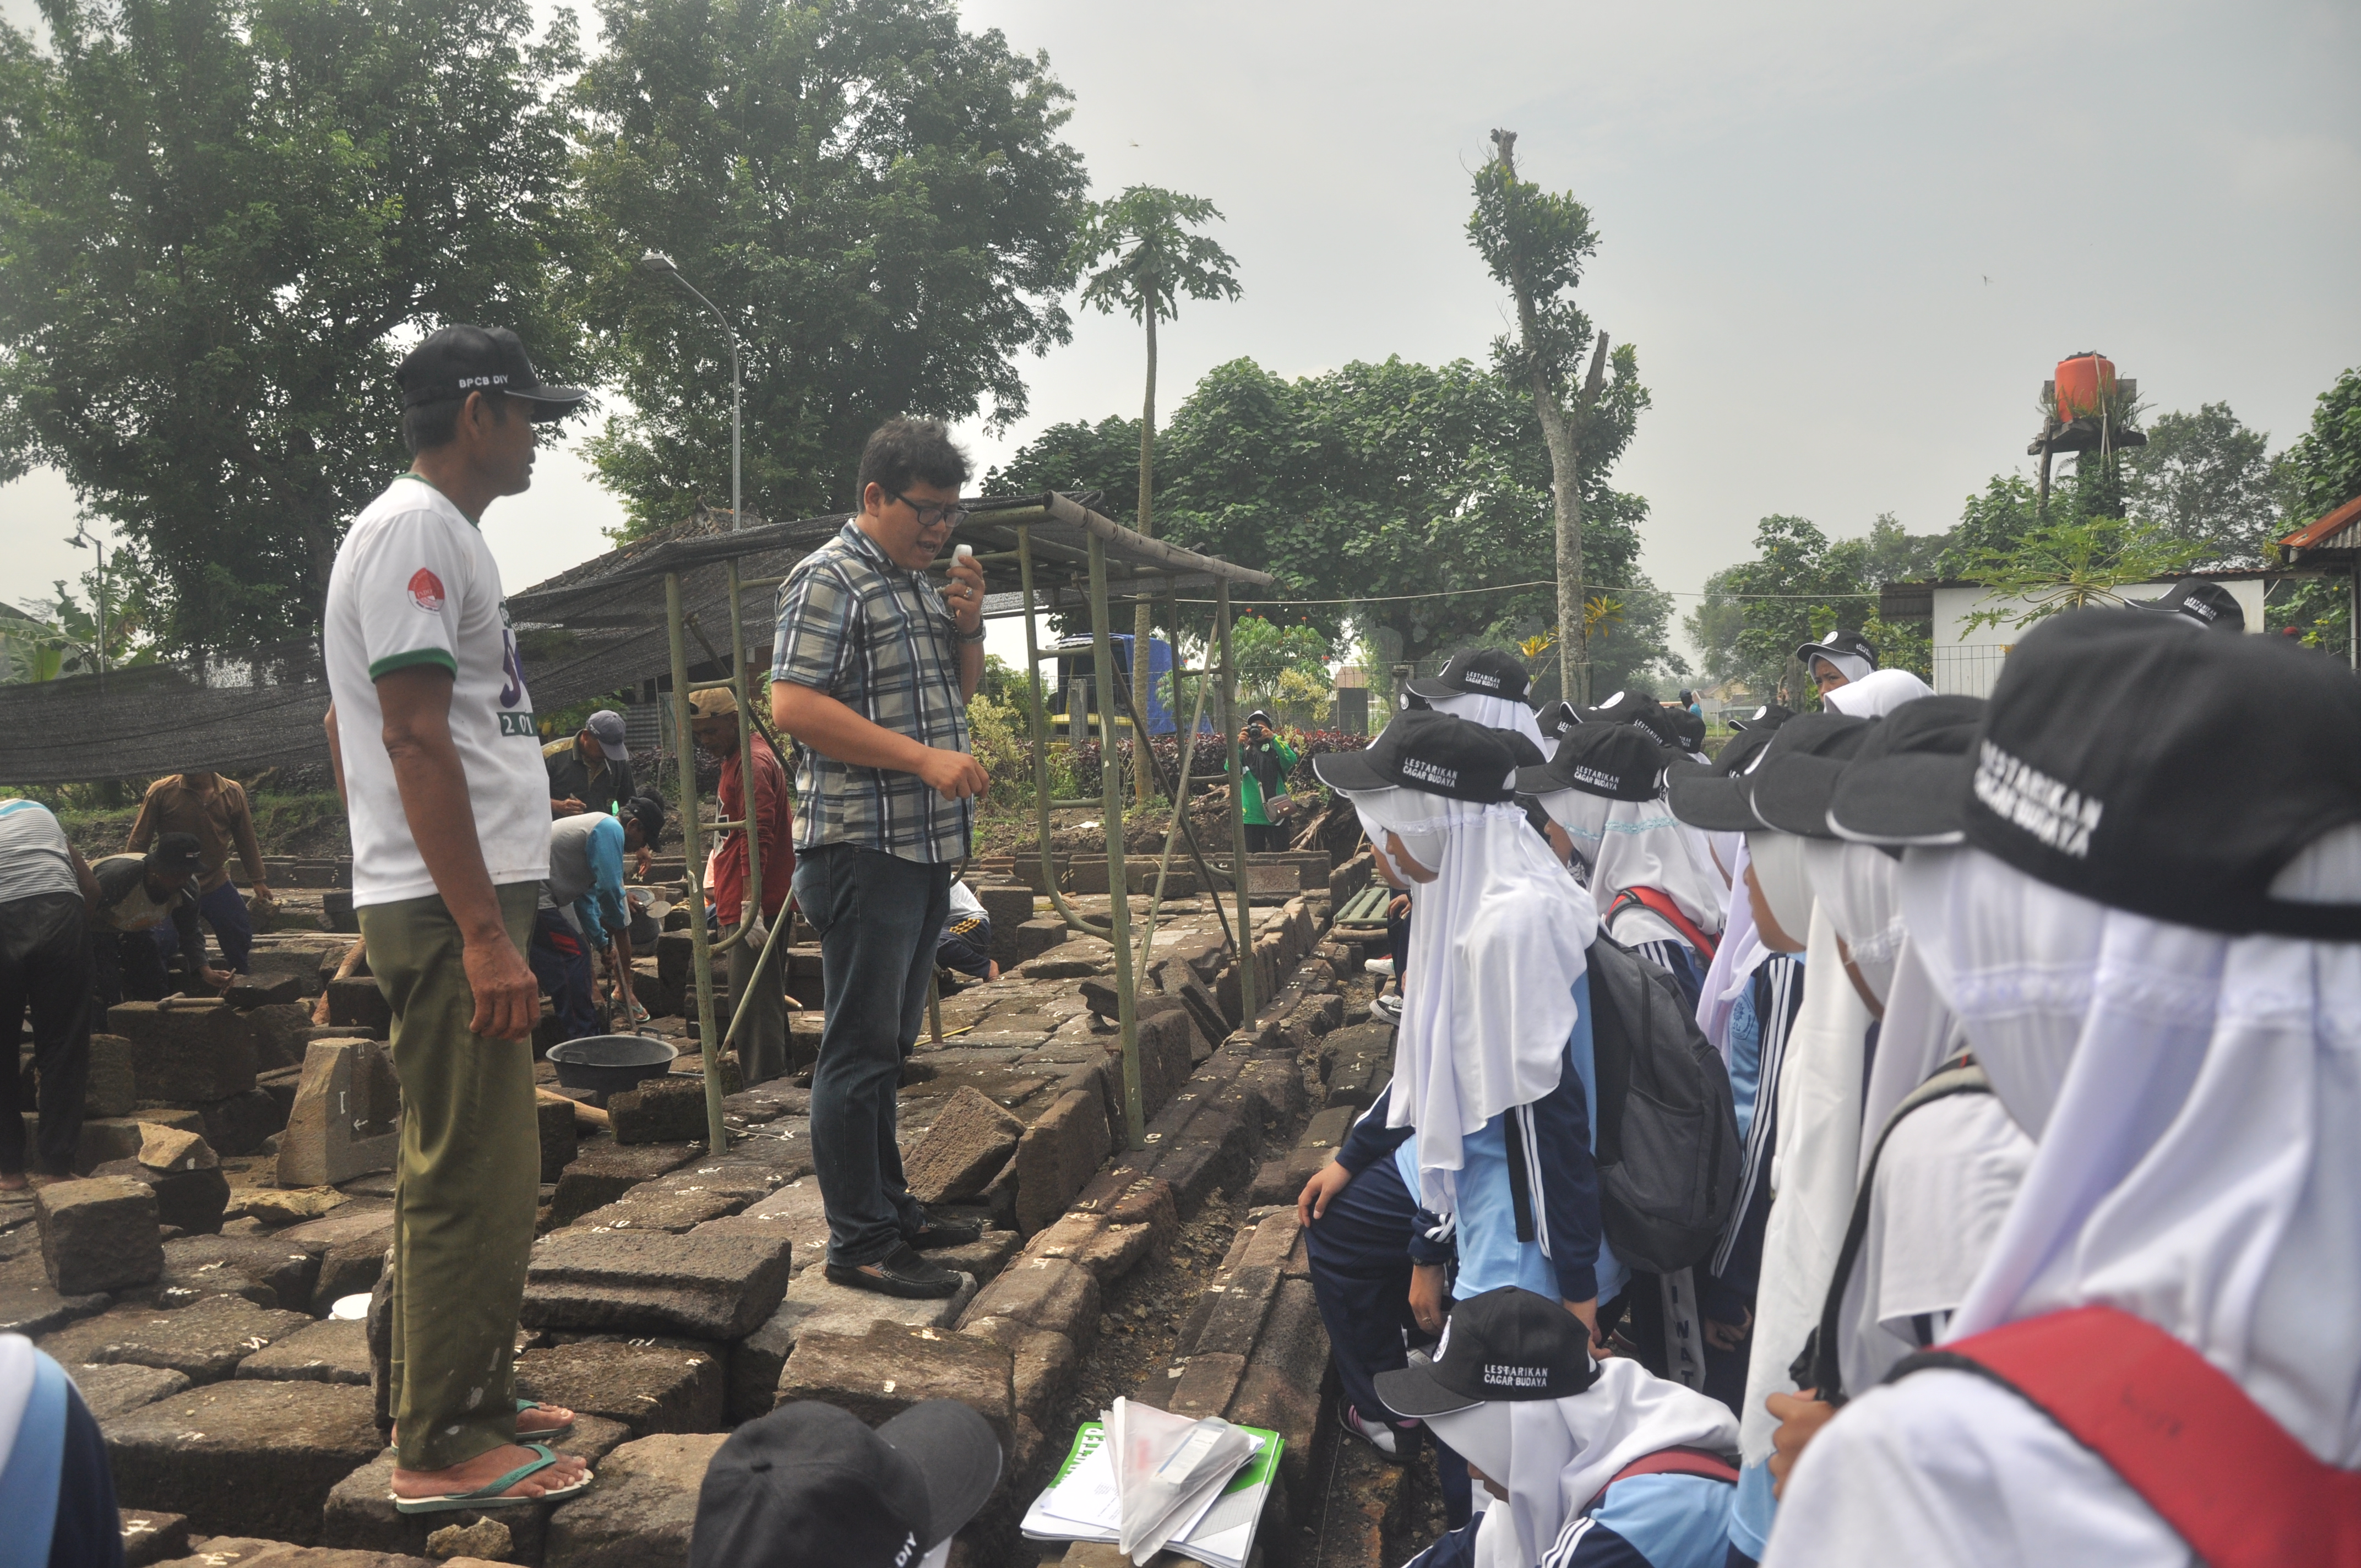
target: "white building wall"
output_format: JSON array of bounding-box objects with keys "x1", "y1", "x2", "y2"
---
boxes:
[{"x1": 1927, "y1": 578, "x2": 2268, "y2": 696}]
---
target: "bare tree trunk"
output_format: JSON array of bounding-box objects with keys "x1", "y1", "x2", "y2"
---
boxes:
[
  {"x1": 1489, "y1": 130, "x2": 1602, "y2": 707},
  {"x1": 1132, "y1": 308, "x2": 1158, "y2": 802}
]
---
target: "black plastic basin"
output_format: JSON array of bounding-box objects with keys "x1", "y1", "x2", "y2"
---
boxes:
[{"x1": 546, "y1": 1034, "x2": 678, "y2": 1095}]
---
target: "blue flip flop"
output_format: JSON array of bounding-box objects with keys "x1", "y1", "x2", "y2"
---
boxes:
[
  {"x1": 516, "y1": 1397, "x2": 575, "y2": 1439},
  {"x1": 391, "y1": 1442, "x2": 592, "y2": 1514}
]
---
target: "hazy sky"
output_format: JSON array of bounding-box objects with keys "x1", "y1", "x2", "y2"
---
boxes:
[{"x1": 6, "y1": 0, "x2": 2357, "y2": 669}]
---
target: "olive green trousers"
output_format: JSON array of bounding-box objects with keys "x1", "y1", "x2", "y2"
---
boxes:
[{"x1": 360, "y1": 881, "x2": 542, "y2": 1472}]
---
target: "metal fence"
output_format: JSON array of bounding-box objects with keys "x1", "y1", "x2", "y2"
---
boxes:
[{"x1": 1933, "y1": 644, "x2": 2013, "y2": 698}]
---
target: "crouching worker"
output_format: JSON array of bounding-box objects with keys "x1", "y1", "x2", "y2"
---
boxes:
[
  {"x1": 532, "y1": 796, "x2": 663, "y2": 1043},
  {"x1": 88, "y1": 833, "x2": 231, "y2": 1003},
  {"x1": 1384, "y1": 1287, "x2": 1741, "y2": 1568},
  {"x1": 934, "y1": 878, "x2": 997, "y2": 986}
]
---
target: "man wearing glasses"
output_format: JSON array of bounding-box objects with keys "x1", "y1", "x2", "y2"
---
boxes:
[{"x1": 771, "y1": 417, "x2": 991, "y2": 1299}]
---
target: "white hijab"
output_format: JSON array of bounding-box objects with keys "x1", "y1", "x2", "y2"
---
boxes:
[
  {"x1": 1592, "y1": 799, "x2": 1727, "y2": 944},
  {"x1": 1351, "y1": 781, "x2": 1599, "y2": 1213},
  {"x1": 1745, "y1": 831, "x2": 1815, "y2": 949},
  {"x1": 1822, "y1": 667, "x2": 1932, "y2": 717},
  {"x1": 1738, "y1": 899, "x2": 1874, "y2": 1462},
  {"x1": 1428, "y1": 689, "x2": 1549, "y2": 755},
  {"x1": 1912, "y1": 837, "x2": 2361, "y2": 1465},
  {"x1": 1810, "y1": 650, "x2": 1876, "y2": 689},
  {"x1": 1428, "y1": 1358, "x2": 1740, "y2": 1568},
  {"x1": 0, "y1": 1335, "x2": 35, "y2": 1482},
  {"x1": 1804, "y1": 840, "x2": 1907, "y2": 1003},
  {"x1": 1695, "y1": 837, "x2": 1770, "y2": 1065}
]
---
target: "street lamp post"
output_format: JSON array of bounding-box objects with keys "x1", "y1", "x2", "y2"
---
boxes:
[
  {"x1": 639, "y1": 250, "x2": 742, "y2": 533},
  {"x1": 65, "y1": 521, "x2": 105, "y2": 677}
]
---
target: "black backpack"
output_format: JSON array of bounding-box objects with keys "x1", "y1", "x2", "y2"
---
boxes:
[{"x1": 1582, "y1": 933, "x2": 1743, "y2": 1275}]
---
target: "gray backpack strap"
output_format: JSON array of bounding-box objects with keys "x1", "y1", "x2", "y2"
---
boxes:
[{"x1": 1791, "y1": 1054, "x2": 1994, "y2": 1403}]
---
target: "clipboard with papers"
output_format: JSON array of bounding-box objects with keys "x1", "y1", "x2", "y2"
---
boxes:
[{"x1": 1020, "y1": 1404, "x2": 1285, "y2": 1568}]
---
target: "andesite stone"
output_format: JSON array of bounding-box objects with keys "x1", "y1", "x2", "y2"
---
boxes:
[
  {"x1": 514, "y1": 1340, "x2": 725, "y2": 1435},
  {"x1": 542, "y1": 1433, "x2": 729, "y2": 1568},
  {"x1": 776, "y1": 1323, "x2": 1015, "y2": 1452},
  {"x1": 41, "y1": 1293, "x2": 313, "y2": 1383},
  {"x1": 37, "y1": 1176, "x2": 163, "y2": 1295},
  {"x1": 903, "y1": 1085, "x2": 1024, "y2": 1206},
  {"x1": 90, "y1": 1157, "x2": 230, "y2": 1238},
  {"x1": 523, "y1": 1226, "x2": 791, "y2": 1341},
  {"x1": 104, "y1": 1378, "x2": 382, "y2": 1544},
  {"x1": 234, "y1": 1315, "x2": 372, "y2": 1385},
  {"x1": 319, "y1": 1415, "x2": 634, "y2": 1562},
  {"x1": 68, "y1": 1362, "x2": 192, "y2": 1422}
]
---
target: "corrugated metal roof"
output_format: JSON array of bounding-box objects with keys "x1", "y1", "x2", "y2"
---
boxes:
[{"x1": 2281, "y1": 493, "x2": 2361, "y2": 554}]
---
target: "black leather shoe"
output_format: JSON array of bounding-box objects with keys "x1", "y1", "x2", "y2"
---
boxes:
[
  {"x1": 906, "y1": 1211, "x2": 984, "y2": 1250},
  {"x1": 825, "y1": 1242, "x2": 960, "y2": 1299}
]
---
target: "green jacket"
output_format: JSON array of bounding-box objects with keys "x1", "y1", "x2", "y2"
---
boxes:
[{"x1": 1234, "y1": 735, "x2": 1298, "y2": 826}]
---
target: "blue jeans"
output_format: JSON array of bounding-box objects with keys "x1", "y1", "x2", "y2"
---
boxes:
[
  {"x1": 152, "y1": 878, "x2": 253, "y2": 973},
  {"x1": 527, "y1": 907, "x2": 600, "y2": 1046},
  {"x1": 793, "y1": 845, "x2": 950, "y2": 1266},
  {"x1": 1304, "y1": 1151, "x2": 1473, "y2": 1529}
]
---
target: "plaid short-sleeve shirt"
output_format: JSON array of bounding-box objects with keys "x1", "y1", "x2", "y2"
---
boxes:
[{"x1": 772, "y1": 521, "x2": 973, "y2": 863}]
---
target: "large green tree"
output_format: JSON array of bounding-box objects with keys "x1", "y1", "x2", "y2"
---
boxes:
[
  {"x1": 2278, "y1": 366, "x2": 2361, "y2": 524},
  {"x1": 0, "y1": 0, "x2": 586, "y2": 651},
  {"x1": 573, "y1": 0, "x2": 1089, "y2": 536},
  {"x1": 2121, "y1": 402, "x2": 2280, "y2": 562},
  {"x1": 1685, "y1": 516, "x2": 1876, "y2": 700}
]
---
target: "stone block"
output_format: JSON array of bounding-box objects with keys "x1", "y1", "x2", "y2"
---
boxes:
[
  {"x1": 234, "y1": 1315, "x2": 372, "y2": 1385},
  {"x1": 270, "y1": 1203, "x2": 396, "y2": 1257},
  {"x1": 1236, "y1": 1058, "x2": 1308, "y2": 1124},
  {"x1": 85, "y1": 1034, "x2": 138, "y2": 1118},
  {"x1": 276, "y1": 1039, "x2": 400, "y2": 1188},
  {"x1": 543, "y1": 1432, "x2": 728, "y2": 1568},
  {"x1": 73, "y1": 1117, "x2": 150, "y2": 1176},
  {"x1": 549, "y1": 1137, "x2": 699, "y2": 1226},
  {"x1": 721, "y1": 1081, "x2": 809, "y2": 1125},
  {"x1": 776, "y1": 1324, "x2": 1015, "y2": 1451},
  {"x1": 325, "y1": 887, "x2": 361, "y2": 932},
  {"x1": 1010, "y1": 1090, "x2": 1110, "y2": 1237},
  {"x1": 904, "y1": 1085, "x2": 1024, "y2": 1206},
  {"x1": 608, "y1": 1075, "x2": 708, "y2": 1145},
  {"x1": 90, "y1": 1157, "x2": 230, "y2": 1237},
  {"x1": 309, "y1": 1238, "x2": 388, "y2": 1316},
  {"x1": 324, "y1": 977, "x2": 390, "y2": 1034},
  {"x1": 0, "y1": 1246, "x2": 110, "y2": 1337},
  {"x1": 138, "y1": 1123, "x2": 217, "y2": 1172},
  {"x1": 1135, "y1": 1008, "x2": 1196, "y2": 1123},
  {"x1": 244, "y1": 1001, "x2": 317, "y2": 1072},
  {"x1": 227, "y1": 973, "x2": 306, "y2": 1009},
  {"x1": 698, "y1": 1178, "x2": 828, "y2": 1272},
  {"x1": 514, "y1": 1341, "x2": 725, "y2": 1435},
  {"x1": 242, "y1": 1187, "x2": 350, "y2": 1228},
  {"x1": 1017, "y1": 937, "x2": 1113, "y2": 981},
  {"x1": 129, "y1": 1232, "x2": 320, "y2": 1312},
  {"x1": 320, "y1": 1416, "x2": 634, "y2": 1562},
  {"x1": 1299, "y1": 1104, "x2": 1354, "y2": 1153},
  {"x1": 42, "y1": 1294, "x2": 313, "y2": 1382},
  {"x1": 1168, "y1": 1351, "x2": 1248, "y2": 1420},
  {"x1": 69, "y1": 1362, "x2": 192, "y2": 1422},
  {"x1": 1187, "y1": 1264, "x2": 1280, "y2": 1358},
  {"x1": 537, "y1": 1094, "x2": 579, "y2": 1183},
  {"x1": 38, "y1": 1175, "x2": 162, "y2": 1295},
  {"x1": 118, "y1": 1507, "x2": 191, "y2": 1567},
  {"x1": 731, "y1": 1270, "x2": 978, "y2": 1424},
  {"x1": 108, "y1": 999, "x2": 259, "y2": 1102},
  {"x1": 1226, "y1": 1277, "x2": 1329, "y2": 1501},
  {"x1": 168, "y1": 1088, "x2": 287, "y2": 1158},
  {"x1": 922, "y1": 1227, "x2": 1018, "y2": 1287},
  {"x1": 654, "y1": 929, "x2": 696, "y2": 992},
  {"x1": 523, "y1": 1227, "x2": 791, "y2": 1341},
  {"x1": 958, "y1": 1256, "x2": 1101, "y2": 1344},
  {"x1": 104, "y1": 1378, "x2": 382, "y2": 1543}
]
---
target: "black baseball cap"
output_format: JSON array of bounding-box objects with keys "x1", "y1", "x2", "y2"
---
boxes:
[
  {"x1": 1728, "y1": 704, "x2": 1796, "y2": 734},
  {"x1": 1584, "y1": 688, "x2": 1658, "y2": 727},
  {"x1": 2135, "y1": 578, "x2": 2246, "y2": 634},
  {"x1": 1826, "y1": 696, "x2": 1988, "y2": 846},
  {"x1": 1312, "y1": 708, "x2": 1520, "y2": 803},
  {"x1": 1374, "y1": 1287, "x2": 1598, "y2": 1417},
  {"x1": 690, "y1": 1400, "x2": 1000, "y2": 1568},
  {"x1": 1796, "y1": 629, "x2": 1879, "y2": 672},
  {"x1": 398, "y1": 325, "x2": 588, "y2": 422},
  {"x1": 1537, "y1": 700, "x2": 1581, "y2": 741},
  {"x1": 1746, "y1": 712, "x2": 1876, "y2": 837},
  {"x1": 1666, "y1": 716, "x2": 1839, "y2": 832},
  {"x1": 148, "y1": 832, "x2": 205, "y2": 877},
  {"x1": 1517, "y1": 720, "x2": 1669, "y2": 801},
  {"x1": 622, "y1": 794, "x2": 667, "y2": 845},
  {"x1": 1497, "y1": 729, "x2": 1547, "y2": 768},
  {"x1": 1406, "y1": 647, "x2": 1532, "y2": 705},
  {"x1": 1961, "y1": 608, "x2": 2361, "y2": 938}
]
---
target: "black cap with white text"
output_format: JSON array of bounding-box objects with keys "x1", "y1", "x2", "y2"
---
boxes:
[
  {"x1": 1312, "y1": 709, "x2": 1520, "y2": 803},
  {"x1": 1405, "y1": 647, "x2": 1533, "y2": 705},
  {"x1": 1373, "y1": 1287, "x2": 1599, "y2": 1417},
  {"x1": 398, "y1": 325, "x2": 588, "y2": 421}
]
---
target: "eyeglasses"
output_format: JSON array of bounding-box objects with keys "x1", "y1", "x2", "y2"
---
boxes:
[{"x1": 886, "y1": 489, "x2": 971, "y2": 531}]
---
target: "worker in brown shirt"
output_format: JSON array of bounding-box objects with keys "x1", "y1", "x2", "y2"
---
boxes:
[{"x1": 128, "y1": 770, "x2": 273, "y2": 974}]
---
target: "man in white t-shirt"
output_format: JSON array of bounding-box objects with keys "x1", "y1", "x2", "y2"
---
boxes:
[{"x1": 322, "y1": 325, "x2": 591, "y2": 1512}]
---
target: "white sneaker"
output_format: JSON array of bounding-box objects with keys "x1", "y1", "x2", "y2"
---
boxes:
[
  {"x1": 1363, "y1": 956, "x2": 1396, "y2": 977},
  {"x1": 1340, "y1": 1401, "x2": 1402, "y2": 1459},
  {"x1": 1371, "y1": 994, "x2": 1403, "y2": 1024}
]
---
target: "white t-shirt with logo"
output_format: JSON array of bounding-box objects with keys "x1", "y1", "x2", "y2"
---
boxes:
[
  {"x1": 324, "y1": 475, "x2": 550, "y2": 907},
  {"x1": 0, "y1": 799, "x2": 80, "y2": 905}
]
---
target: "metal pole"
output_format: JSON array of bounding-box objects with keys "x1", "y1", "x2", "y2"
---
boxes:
[
  {"x1": 726, "y1": 558, "x2": 760, "y2": 938},
  {"x1": 666, "y1": 570, "x2": 730, "y2": 1154},
  {"x1": 1216, "y1": 579, "x2": 1258, "y2": 1027},
  {"x1": 1018, "y1": 525, "x2": 1112, "y2": 939},
  {"x1": 1089, "y1": 536, "x2": 1145, "y2": 1150}
]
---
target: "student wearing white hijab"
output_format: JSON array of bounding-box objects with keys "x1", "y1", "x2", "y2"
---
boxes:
[
  {"x1": 1405, "y1": 648, "x2": 1551, "y2": 756},
  {"x1": 1383, "y1": 1288, "x2": 1742, "y2": 1568},
  {"x1": 1765, "y1": 608, "x2": 2361, "y2": 1567},
  {"x1": 1818, "y1": 666, "x2": 1932, "y2": 718},
  {"x1": 1521, "y1": 724, "x2": 1724, "y2": 1009},
  {"x1": 1792, "y1": 630, "x2": 1878, "y2": 699},
  {"x1": 1313, "y1": 712, "x2": 1613, "y2": 1347}
]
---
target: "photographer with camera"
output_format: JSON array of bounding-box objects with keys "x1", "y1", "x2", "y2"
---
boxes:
[{"x1": 1224, "y1": 708, "x2": 1300, "y2": 853}]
